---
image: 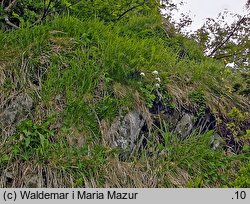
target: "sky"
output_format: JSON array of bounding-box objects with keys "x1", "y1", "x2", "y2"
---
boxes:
[{"x1": 171, "y1": 0, "x2": 248, "y2": 32}]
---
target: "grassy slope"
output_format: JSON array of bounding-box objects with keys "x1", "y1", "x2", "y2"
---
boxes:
[{"x1": 0, "y1": 12, "x2": 250, "y2": 187}]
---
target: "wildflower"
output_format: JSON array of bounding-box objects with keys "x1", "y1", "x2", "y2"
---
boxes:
[
  {"x1": 140, "y1": 72, "x2": 145, "y2": 77},
  {"x1": 155, "y1": 83, "x2": 160, "y2": 88},
  {"x1": 155, "y1": 77, "x2": 161, "y2": 82},
  {"x1": 152, "y1": 70, "x2": 158, "y2": 75}
]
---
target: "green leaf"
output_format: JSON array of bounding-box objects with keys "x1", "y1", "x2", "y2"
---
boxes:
[{"x1": 25, "y1": 137, "x2": 31, "y2": 147}]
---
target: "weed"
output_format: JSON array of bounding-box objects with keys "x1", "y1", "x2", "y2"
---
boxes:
[
  {"x1": 189, "y1": 90, "x2": 205, "y2": 105},
  {"x1": 11, "y1": 120, "x2": 54, "y2": 161}
]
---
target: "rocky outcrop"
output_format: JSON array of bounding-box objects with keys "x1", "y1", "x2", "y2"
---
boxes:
[
  {"x1": 0, "y1": 93, "x2": 33, "y2": 138},
  {"x1": 106, "y1": 111, "x2": 146, "y2": 152},
  {"x1": 106, "y1": 106, "x2": 218, "y2": 155},
  {"x1": 174, "y1": 113, "x2": 194, "y2": 139}
]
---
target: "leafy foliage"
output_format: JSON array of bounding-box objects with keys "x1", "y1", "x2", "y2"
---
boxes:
[
  {"x1": 0, "y1": 0, "x2": 160, "y2": 30},
  {"x1": 190, "y1": 12, "x2": 250, "y2": 70},
  {"x1": 11, "y1": 120, "x2": 54, "y2": 160}
]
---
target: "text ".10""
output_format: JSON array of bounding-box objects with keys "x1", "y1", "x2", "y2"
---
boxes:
[{"x1": 235, "y1": 191, "x2": 246, "y2": 200}]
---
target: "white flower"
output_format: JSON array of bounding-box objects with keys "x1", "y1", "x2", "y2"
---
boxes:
[
  {"x1": 155, "y1": 77, "x2": 161, "y2": 82},
  {"x1": 155, "y1": 83, "x2": 160, "y2": 88},
  {"x1": 140, "y1": 72, "x2": 145, "y2": 77},
  {"x1": 152, "y1": 70, "x2": 158, "y2": 75}
]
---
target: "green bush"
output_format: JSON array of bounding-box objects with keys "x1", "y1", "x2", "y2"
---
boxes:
[{"x1": 11, "y1": 120, "x2": 54, "y2": 160}]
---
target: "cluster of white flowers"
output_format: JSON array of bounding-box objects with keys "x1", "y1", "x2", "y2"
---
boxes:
[
  {"x1": 140, "y1": 70, "x2": 161, "y2": 88},
  {"x1": 140, "y1": 72, "x2": 145, "y2": 77},
  {"x1": 152, "y1": 70, "x2": 158, "y2": 75},
  {"x1": 152, "y1": 70, "x2": 160, "y2": 88},
  {"x1": 155, "y1": 83, "x2": 160, "y2": 88},
  {"x1": 155, "y1": 77, "x2": 161, "y2": 82}
]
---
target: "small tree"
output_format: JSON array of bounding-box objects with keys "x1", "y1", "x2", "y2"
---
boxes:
[{"x1": 192, "y1": 12, "x2": 249, "y2": 70}]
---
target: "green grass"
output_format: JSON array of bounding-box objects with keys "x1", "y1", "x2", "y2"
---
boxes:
[
  {"x1": 0, "y1": 12, "x2": 250, "y2": 187},
  {"x1": 1, "y1": 123, "x2": 249, "y2": 187}
]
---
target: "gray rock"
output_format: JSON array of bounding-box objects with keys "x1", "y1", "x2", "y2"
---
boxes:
[
  {"x1": 210, "y1": 133, "x2": 224, "y2": 150},
  {"x1": 0, "y1": 110, "x2": 17, "y2": 125},
  {"x1": 161, "y1": 109, "x2": 182, "y2": 129},
  {"x1": 0, "y1": 93, "x2": 33, "y2": 138},
  {"x1": 0, "y1": 93, "x2": 33, "y2": 133},
  {"x1": 175, "y1": 113, "x2": 194, "y2": 139},
  {"x1": 108, "y1": 111, "x2": 145, "y2": 151}
]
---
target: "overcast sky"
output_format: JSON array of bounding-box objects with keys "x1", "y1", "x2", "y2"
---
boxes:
[{"x1": 171, "y1": 0, "x2": 248, "y2": 32}]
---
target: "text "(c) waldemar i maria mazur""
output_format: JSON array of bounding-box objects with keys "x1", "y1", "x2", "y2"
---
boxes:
[{"x1": 19, "y1": 190, "x2": 139, "y2": 200}]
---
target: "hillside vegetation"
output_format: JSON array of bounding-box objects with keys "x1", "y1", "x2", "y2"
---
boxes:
[{"x1": 0, "y1": 0, "x2": 250, "y2": 187}]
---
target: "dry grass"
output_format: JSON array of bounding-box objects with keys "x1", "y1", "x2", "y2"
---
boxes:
[
  {"x1": 0, "y1": 160, "x2": 74, "y2": 187},
  {"x1": 103, "y1": 157, "x2": 158, "y2": 188},
  {"x1": 167, "y1": 79, "x2": 250, "y2": 114}
]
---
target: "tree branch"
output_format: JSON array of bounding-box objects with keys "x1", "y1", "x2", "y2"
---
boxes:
[
  {"x1": 214, "y1": 50, "x2": 245, "y2": 60},
  {"x1": 42, "y1": 0, "x2": 46, "y2": 18},
  {"x1": 117, "y1": 0, "x2": 147, "y2": 21},
  {"x1": 4, "y1": 15, "x2": 19, "y2": 29},
  {"x1": 4, "y1": 0, "x2": 17, "y2": 12},
  {"x1": 41, "y1": 0, "x2": 53, "y2": 21},
  {"x1": 34, "y1": 0, "x2": 82, "y2": 25},
  {"x1": 208, "y1": 16, "x2": 247, "y2": 57},
  {"x1": 247, "y1": 0, "x2": 250, "y2": 8}
]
